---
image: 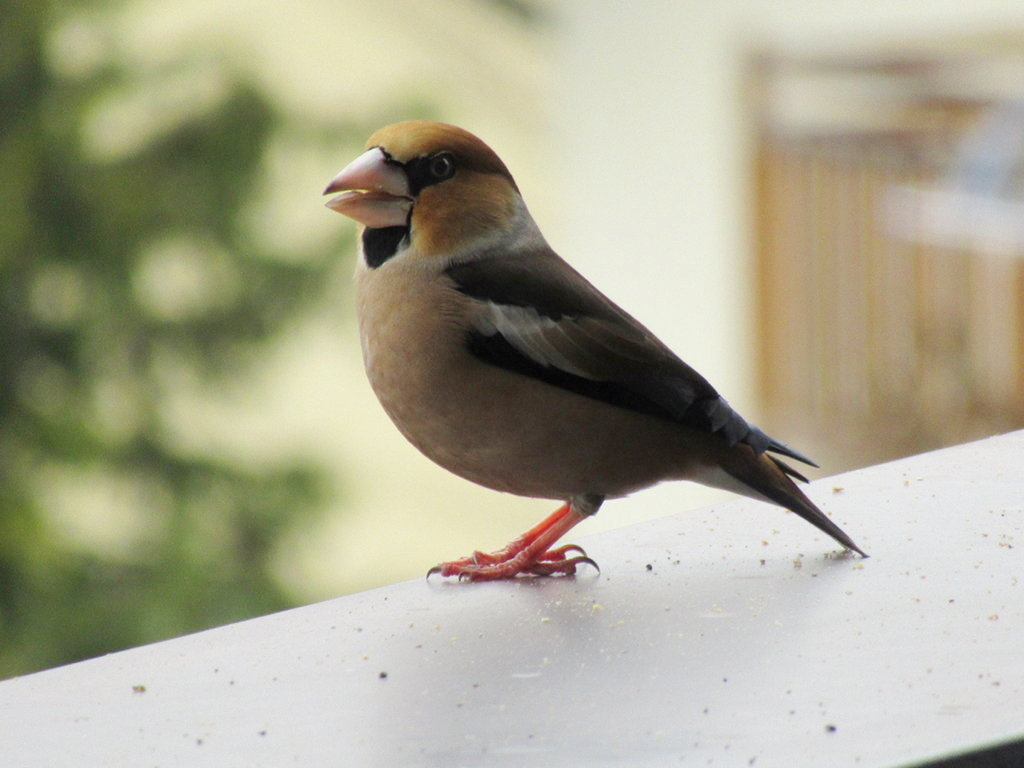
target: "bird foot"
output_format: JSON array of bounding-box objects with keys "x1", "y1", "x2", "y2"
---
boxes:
[
  {"x1": 428, "y1": 543, "x2": 599, "y2": 581},
  {"x1": 426, "y1": 500, "x2": 600, "y2": 581}
]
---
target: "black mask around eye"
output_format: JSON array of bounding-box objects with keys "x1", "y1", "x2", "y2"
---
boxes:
[{"x1": 404, "y1": 152, "x2": 457, "y2": 195}]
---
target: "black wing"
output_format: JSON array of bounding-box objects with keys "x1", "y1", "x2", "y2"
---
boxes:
[{"x1": 446, "y1": 248, "x2": 815, "y2": 469}]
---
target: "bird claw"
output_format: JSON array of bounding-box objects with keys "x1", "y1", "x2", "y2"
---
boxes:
[
  {"x1": 425, "y1": 543, "x2": 599, "y2": 581},
  {"x1": 525, "y1": 554, "x2": 600, "y2": 577}
]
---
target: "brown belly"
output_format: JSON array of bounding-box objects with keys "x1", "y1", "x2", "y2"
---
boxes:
[{"x1": 356, "y1": 264, "x2": 697, "y2": 501}]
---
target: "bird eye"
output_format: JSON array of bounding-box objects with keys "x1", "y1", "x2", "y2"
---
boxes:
[{"x1": 429, "y1": 153, "x2": 456, "y2": 180}]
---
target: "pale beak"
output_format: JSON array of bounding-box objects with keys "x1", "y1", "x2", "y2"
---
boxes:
[{"x1": 323, "y1": 147, "x2": 412, "y2": 228}]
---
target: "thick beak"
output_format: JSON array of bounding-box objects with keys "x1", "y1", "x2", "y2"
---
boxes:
[{"x1": 323, "y1": 147, "x2": 412, "y2": 228}]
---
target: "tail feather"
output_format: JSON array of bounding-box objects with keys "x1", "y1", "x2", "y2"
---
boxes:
[
  {"x1": 767, "y1": 454, "x2": 809, "y2": 485},
  {"x1": 723, "y1": 449, "x2": 867, "y2": 557},
  {"x1": 744, "y1": 423, "x2": 819, "y2": 469}
]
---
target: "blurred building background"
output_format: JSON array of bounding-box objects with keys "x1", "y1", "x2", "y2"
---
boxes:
[
  {"x1": 3, "y1": 0, "x2": 1024, "y2": 677},
  {"x1": 752, "y1": 38, "x2": 1024, "y2": 469}
]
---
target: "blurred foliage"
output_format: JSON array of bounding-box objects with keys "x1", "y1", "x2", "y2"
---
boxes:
[{"x1": 0, "y1": 0, "x2": 356, "y2": 678}]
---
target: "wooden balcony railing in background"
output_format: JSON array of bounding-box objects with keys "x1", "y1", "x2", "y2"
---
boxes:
[{"x1": 751, "y1": 45, "x2": 1024, "y2": 471}]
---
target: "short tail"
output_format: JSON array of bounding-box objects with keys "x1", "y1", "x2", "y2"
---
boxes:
[{"x1": 723, "y1": 447, "x2": 867, "y2": 557}]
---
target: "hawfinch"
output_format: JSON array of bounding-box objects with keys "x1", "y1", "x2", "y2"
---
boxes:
[{"x1": 324, "y1": 121, "x2": 865, "y2": 580}]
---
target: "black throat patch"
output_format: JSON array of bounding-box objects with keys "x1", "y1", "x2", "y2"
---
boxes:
[{"x1": 362, "y1": 226, "x2": 408, "y2": 268}]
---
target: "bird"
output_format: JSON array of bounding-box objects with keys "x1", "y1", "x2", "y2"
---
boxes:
[{"x1": 323, "y1": 120, "x2": 866, "y2": 580}]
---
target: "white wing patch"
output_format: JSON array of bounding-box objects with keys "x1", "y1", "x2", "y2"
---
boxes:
[{"x1": 476, "y1": 302, "x2": 595, "y2": 378}]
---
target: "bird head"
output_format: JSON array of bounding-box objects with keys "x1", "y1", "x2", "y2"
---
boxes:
[{"x1": 324, "y1": 121, "x2": 527, "y2": 261}]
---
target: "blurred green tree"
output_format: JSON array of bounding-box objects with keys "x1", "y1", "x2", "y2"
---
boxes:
[{"x1": 0, "y1": 0, "x2": 353, "y2": 677}]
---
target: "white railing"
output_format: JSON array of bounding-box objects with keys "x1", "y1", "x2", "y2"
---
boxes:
[{"x1": 1, "y1": 431, "x2": 1022, "y2": 767}]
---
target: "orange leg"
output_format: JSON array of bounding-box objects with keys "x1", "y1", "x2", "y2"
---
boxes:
[{"x1": 428, "y1": 496, "x2": 603, "y2": 581}]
